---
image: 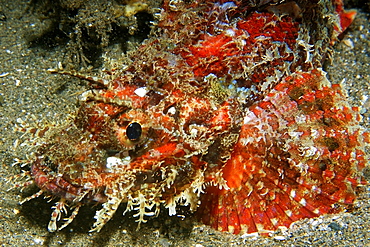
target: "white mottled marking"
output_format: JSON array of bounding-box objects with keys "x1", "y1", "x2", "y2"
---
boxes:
[
  {"x1": 290, "y1": 190, "x2": 296, "y2": 198},
  {"x1": 228, "y1": 225, "x2": 235, "y2": 233},
  {"x1": 285, "y1": 210, "x2": 292, "y2": 217},
  {"x1": 106, "y1": 156, "x2": 130, "y2": 172},
  {"x1": 167, "y1": 106, "x2": 176, "y2": 115},
  {"x1": 225, "y1": 29, "x2": 235, "y2": 37},
  {"x1": 295, "y1": 114, "x2": 306, "y2": 124},
  {"x1": 299, "y1": 198, "x2": 307, "y2": 206},
  {"x1": 243, "y1": 111, "x2": 257, "y2": 124},
  {"x1": 134, "y1": 87, "x2": 147, "y2": 97},
  {"x1": 271, "y1": 217, "x2": 278, "y2": 225}
]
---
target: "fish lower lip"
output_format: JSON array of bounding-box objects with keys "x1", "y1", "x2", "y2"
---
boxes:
[{"x1": 31, "y1": 157, "x2": 106, "y2": 204}]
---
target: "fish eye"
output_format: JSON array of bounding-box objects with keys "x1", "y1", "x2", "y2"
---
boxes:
[{"x1": 126, "y1": 122, "x2": 142, "y2": 141}]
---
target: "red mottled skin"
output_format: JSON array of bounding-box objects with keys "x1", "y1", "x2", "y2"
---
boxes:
[{"x1": 20, "y1": 0, "x2": 368, "y2": 236}]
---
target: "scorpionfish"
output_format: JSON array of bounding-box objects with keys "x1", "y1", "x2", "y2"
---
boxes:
[{"x1": 19, "y1": 0, "x2": 368, "y2": 235}]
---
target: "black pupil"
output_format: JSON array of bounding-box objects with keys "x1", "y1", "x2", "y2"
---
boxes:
[{"x1": 126, "y1": 122, "x2": 142, "y2": 141}]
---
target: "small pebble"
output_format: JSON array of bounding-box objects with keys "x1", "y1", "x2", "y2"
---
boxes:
[
  {"x1": 343, "y1": 39, "x2": 354, "y2": 49},
  {"x1": 328, "y1": 222, "x2": 342, "y2": 231}
]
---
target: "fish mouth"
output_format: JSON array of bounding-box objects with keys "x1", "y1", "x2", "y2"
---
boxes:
[{"x1": 31, "y1": 156, "x2": 107, "y2": 204}]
